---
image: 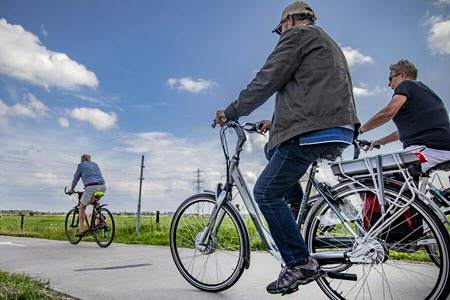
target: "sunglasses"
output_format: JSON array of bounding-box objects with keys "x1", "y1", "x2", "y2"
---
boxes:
[
  {"x1": 274, "y1": 16, "x2": 289, "y2": 35},
  {"x1": 388, "y1": 73, "x2": 402, "y2": 83}
]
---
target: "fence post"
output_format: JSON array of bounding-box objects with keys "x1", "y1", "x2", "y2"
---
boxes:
[
  {"x1": 156, "y1": 211, "x2": 160, "y2": 224},
  {"x1": 20, "y1": 214, "x2": 24, "y2": 230}
]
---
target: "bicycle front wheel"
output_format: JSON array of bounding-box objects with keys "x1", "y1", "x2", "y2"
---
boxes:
[
  {"x1": 304, "y1": 183, "x2": 450, "y2": 300},
  {"x1": 170, "y1": 193, "x2": 248, "y2": 292},
  {"x1": 65, "y1": 208, "x2": 81, "y2": 244},
  {"x1": 92, "y1": 207, "x2": 115, "y2": 248}
]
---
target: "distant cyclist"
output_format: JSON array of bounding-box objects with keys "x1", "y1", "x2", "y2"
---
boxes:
[
  {"x1": 359, "y1": 59, "x2": 450, "y2": 172},
  {"x1": 68, "y1": 154, "x2": 106, "y2": 237}
]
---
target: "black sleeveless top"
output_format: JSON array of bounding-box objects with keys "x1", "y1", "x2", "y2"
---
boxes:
[{"x1": 393, "y1": 80, "x2": 450, "y2": 150}]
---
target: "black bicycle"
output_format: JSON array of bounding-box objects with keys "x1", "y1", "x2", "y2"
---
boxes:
[{"x1": 64, "y1": 187, "x2": 115, "y2": 248}]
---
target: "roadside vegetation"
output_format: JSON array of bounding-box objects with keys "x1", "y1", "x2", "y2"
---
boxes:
[
  {"x1": 0, "y1": 212, "x2": 265, "y2": 249},
  {"x1": 0, "y1": 271, "x2": 74, "y2": 300}
]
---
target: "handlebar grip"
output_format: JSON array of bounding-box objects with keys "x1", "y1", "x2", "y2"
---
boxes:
[{"x1": 212, "y1": 116, "x2": 229, "y2": 128}]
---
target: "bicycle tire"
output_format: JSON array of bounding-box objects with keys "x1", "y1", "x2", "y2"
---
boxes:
[
  {"x1": 64, "y1": 208, "x2": 81, "y2": 244},
  {"x1": 304, "y1": 182, "x2": 450, "y2": 300},
  {"x1": 170, "y1": 193, "x2": 248, "y2": 292},
  {"x1": 92, "y1": 207, "x2": 115, "y2": 248}
]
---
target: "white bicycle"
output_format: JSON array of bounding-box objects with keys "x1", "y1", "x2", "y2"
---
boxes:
[{"x1": 170, "y1": 121, "x2": 450, "y2": 299}]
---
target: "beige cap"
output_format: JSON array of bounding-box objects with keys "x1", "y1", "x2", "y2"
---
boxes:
[{"x1": 272, "y1": 1, "x2": 316, "y2": 33}]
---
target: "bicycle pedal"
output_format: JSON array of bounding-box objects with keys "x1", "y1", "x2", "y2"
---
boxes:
[
  {"x1": 325, "y1": 271, "x2": 357, "y2": 281},
  {"x1": 281, "y1": 287, "x2": 299, "y2": 296}
]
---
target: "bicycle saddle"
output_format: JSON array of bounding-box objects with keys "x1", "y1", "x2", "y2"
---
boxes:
[
  {"x1": 93, "y1": 191, "x2": 105, "y2": 200},
  {"x1": 319, "y1": 146, "x2": 345, "y2": 162}
]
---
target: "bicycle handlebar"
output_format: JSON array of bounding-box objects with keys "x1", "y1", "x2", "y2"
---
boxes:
[
  {"x1": 212, "y1": 119, "x2": 264, "y2": 134},
  {"x1": 353, "y1": 139, "x2": 381, "y2": 159},
  {"x1": 64, "y1": 187, "x2": 83, "y2": 195}
]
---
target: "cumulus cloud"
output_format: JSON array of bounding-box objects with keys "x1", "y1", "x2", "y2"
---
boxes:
[
  {"x1": 69, "y1": 107, "x2": 117, "y2": 130},
  {"x1": 342, "y1": 46, "x2": 374, "y2": 67},
  {"x1": 353, "y1": 85, "x2": 385, "y2": 97},
  {"x1": 434, "y1": 0, "x2": 450, "y2": 4},
  {"x1": 426, "y1": 16, "x2": 450, "y2": 55},
  {"x1": 0, "y1": 93, "x2": 51, "y2": 121},
  {"x1": 58, "y1": 117, "x2": 70, "y2": 128},
  {"x1": 167, "y1": 77, "x2": 218, "y2": 93},
  {"x1": 0, "y1": 18, "x2": 99, "y2": 90}
]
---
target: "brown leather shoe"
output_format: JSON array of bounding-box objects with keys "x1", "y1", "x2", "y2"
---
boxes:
[{"x1": 75, "y1": 231, "x2": 85, "y2": 237}]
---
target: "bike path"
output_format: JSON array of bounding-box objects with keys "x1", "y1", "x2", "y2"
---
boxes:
[{"x1": 0, "y1": 236, "x2": 326, "y2": 300}]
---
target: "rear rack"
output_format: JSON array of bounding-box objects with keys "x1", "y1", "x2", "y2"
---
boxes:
[{"x1": 330, "y1": 148, "x2": 424, "y2": 177}]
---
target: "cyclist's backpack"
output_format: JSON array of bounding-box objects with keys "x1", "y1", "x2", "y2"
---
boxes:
[{"x1": 361, "y1": 192, "x2": 423, "y2": 243}]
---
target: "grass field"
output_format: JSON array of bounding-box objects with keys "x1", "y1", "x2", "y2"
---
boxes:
[{"x1": 0, "y1": 213, "x2": 173, "y2": 246}]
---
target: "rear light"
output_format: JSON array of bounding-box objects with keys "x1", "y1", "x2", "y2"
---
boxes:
[{"x1": 412, "y1": 151, "x2": 428, "y2": 163}]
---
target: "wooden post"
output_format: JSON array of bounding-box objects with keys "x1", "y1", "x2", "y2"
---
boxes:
[
  {"x1": 156, "y1": 211, "x2": 160, "y2": 224},
  {"x1": 20, "y1": 214, "x2": 24, "y2": 230}
]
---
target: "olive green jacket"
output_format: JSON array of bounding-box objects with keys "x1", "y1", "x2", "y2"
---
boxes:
[{"x1": 224, "y1": 24, "x2": 360, "y2": 149}]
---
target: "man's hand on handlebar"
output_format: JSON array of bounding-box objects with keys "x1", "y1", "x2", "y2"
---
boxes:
[
  {"x1": 65, "y1": 187, "x2": 76, "y2": 195},
  {"x1": 259, "y1": 120, "x2": 271, "y2": 135},
  {"x1": 214, "y1": 110, "x2": 228, "y2": 126}
]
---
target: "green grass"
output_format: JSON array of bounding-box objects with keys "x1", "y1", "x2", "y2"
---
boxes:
[
  {"x1": 0, "y1": 271, "x2": 73, "y2": 300},
  {"x1": 0, "y1": 214, "x2": 172, "y2": 246},
  {"x1": 0, "y1": 213, "x2": 265, "y2": 249}
]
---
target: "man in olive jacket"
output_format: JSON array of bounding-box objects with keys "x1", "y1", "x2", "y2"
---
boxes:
[{"x1": 215, "y1": 1, "x2": 359, "y2": 295}]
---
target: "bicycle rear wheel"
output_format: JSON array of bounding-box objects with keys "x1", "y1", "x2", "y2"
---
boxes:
[
  {"x1": 304, "y1": 183, "x2": 450, "y2": 300},
  {"x1": 170, "y1": 193, "x2": 248, "y2": 292},
  {"x1": 65, "y1": 208, "x2": 81, "y2": 244},
  {"x1": 92, "y1": 207, "x2": 115, "y2": 248}
]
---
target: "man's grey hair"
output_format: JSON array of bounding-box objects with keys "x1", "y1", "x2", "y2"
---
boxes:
[
  {"x1": 81, "y1": 154, "x2": 91, "y2": 162},
  {"x1": 389, "y1": 59, "x2": 418, "y2": 80}
]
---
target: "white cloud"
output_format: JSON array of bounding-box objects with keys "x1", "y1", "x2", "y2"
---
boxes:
[
  {"x1": 167, "y1": 77, "x2": 218, "y2": 93},
  {"x1": 342, "y1": 46, "x2": 374, "y2": 67},
  {"x1": 353, "y1": 86, "x2": 385, "y2": 97},
  {"x1": 40, "y1": 24, "x2": 48, "y2": 37},
  {"x1": 0, "y1": 93, "x2": 51, "y2": 121},
  {"x1": 427, "y1": 17, "x2": 450, "y2": 55},
  {"x1": 58, "y1": 117, "x2": 70, "y2": 128},
  {"x1": 32, "y1": 172, "x2": 58, "y2": 184},
  {"x1": 69, "y1": 107, "x2": 117, "y2": 130},
  {"x1": 0, "y1": 18, "x2": 98, "y2": 90},
  {"x1": 434, "y1": 0, "x2": 450, "y2": 4}
]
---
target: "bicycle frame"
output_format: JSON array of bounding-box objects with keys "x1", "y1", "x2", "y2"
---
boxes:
[
  {"x1": 68, "y1": 192, "x2": 109, "y2": 234},
  {"x1": 202, "y1": 121, "x2": 449, "y2": 266},
  {"x1": 200, "y1": 122, "x2": 357, "y2": 265}
]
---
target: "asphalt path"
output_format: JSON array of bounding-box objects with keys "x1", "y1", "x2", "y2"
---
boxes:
[{"x1": 0, "y1": 236, "x2": 326, "y2": 300}]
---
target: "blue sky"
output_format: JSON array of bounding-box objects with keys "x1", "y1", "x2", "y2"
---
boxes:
[{"x1": 1, "y1": 0, "x2": 450, "y2": 213}]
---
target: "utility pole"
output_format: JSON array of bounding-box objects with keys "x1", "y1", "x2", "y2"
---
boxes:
[
  {"x1": 193, "y1": 169, "x2": 204, "y2": 193},
  {"x1": 136, "y1": 155, "x2": 145, "y2": 233}
]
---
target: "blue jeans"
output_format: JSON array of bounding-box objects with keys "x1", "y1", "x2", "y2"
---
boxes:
[
  {"x1": 264, "y1": 143, "x2": 303, "y2": 213},
  {"x1": 254, "y1": 140, "x2": 347, "y2": 266}
]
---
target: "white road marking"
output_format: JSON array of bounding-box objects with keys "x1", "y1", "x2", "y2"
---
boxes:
[{"x1": 0, "y1": 241, "x2": 26, "y2": 247}]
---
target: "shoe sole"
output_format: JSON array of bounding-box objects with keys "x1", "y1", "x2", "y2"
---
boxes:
[{"x1": 268, "y1": 270, "x2": 324, "y2": 296}]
